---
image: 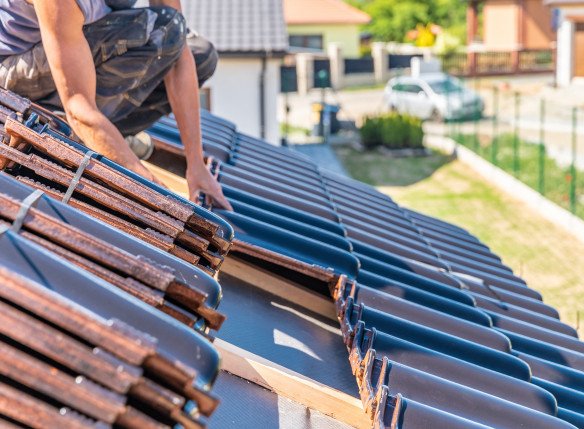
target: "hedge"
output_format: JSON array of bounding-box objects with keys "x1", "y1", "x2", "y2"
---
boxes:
[{"x1": 360, "y1": 113, "x2": 424, "y2": 150}]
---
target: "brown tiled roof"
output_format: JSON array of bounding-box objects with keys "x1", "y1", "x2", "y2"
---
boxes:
[
  {"x1": 283, "y1": 0, "x2": 371, "y2": 25},
  {"x1": 0, "y1": 88, "x2": 232, "y2": 428}
]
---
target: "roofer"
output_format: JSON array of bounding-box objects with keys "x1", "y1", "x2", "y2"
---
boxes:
[{"x1": 0, "y1": 0, "x2": 232, "y2": 209}]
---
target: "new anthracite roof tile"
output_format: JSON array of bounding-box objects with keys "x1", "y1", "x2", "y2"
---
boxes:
[{"x1": 146, "y1": 111, "x2": 584, "y2": 428}]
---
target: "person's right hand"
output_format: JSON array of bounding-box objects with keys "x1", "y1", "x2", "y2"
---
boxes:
[{"x1": 186, "y1": 162, "x2": 233, "y2": 211}]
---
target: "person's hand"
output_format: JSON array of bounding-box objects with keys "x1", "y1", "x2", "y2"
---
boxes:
[
  {"x1": 186, "y1": 163, "x2": 233, "y2": 210},
  {"x1": 128, "y1": 160, "x2": 168, "y2": 189}
]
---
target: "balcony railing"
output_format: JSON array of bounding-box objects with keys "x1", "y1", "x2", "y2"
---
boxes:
[{"x1": 439, "y1": 49, "x2": 554, "y2": 77}]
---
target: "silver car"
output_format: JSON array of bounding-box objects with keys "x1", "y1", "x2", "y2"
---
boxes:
[{"x1": 384, "y1": 73, "x2": 484, "y2": 121}]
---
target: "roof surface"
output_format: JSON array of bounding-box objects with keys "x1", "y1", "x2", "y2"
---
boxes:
[
  {"x1": 284, "y1": 0, "x2": 371, "y2": 25},
  {"x1": 181, "y1": 0, "x2": 289, "y2": 55},
  {"x1": 146, "y1": 110, "x2": 584, "y2": 429},
  {"x1": 0, "y1": 88, "x2": 234, "y2": 428}
]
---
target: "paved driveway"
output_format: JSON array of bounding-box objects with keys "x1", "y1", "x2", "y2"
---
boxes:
[{"x1": 279, "y1": 74, "x2": 584, "y2": 168}]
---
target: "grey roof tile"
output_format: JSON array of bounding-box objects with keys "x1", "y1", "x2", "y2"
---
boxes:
[{"x1": 181, "y1": 0, "x2": 289, "y2": 54}]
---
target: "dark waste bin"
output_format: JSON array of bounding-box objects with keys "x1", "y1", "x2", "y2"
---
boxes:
[{"x1": 311, "y1": 103, "x2": 341, "y2": 136}]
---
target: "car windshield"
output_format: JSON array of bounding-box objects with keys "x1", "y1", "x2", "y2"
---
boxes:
[{"x1": 428, "y1": 78, "x2": 462, "y2": 94}]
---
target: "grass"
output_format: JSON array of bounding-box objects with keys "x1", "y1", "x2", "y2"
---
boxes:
[
  {"x1": 336, "y1": 147, "x2": 584, "y2": 333},
  {"x1": 454, "y1": 132, "x2": 584, "y2": 218},
  {"x1": 335, "y1": 147, "x2": 452, "y2": 187},
  {"x1": 341, "y1": 83, "x2": 386, "y2": 92},
  {"x1": 280, "y1": 123, "x2": 310, "y2": 136}
]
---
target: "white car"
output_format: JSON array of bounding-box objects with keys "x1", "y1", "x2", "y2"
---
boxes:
[{"x1": 384, "y1": 73, "x2": 484, "y2": 121}]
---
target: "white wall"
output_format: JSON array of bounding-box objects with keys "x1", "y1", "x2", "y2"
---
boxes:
[
  {"x1": 557, "y1": 19, "x2": 574, "y2": 87},
  {"x1": 206, "y1": 57, "x2": 281, "y2": 145}
]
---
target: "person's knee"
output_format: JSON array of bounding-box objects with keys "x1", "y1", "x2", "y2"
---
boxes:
[
  {"x1": 153, "y1": 6, "x2": 187, "y2": 56},
  {"x1": 188, "y1": 34, "x2": 218, "y2": 87}
]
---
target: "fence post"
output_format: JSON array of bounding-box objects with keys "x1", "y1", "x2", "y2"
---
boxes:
[
  {"x1": 513, "y1": 92, "x2": 520, "y2": 176},
  {"x1": 372, "y1": 42, "x2": 389, "y2": 84},
  {"x1": 327, "y1": 43, "x2": 344, "y2": 90},
  {"x1": 473, "y1": 78, "x2": 480, "y2": 151},
  {"x1": 539, "y1": 99, "x2": 546, "y2": 195},
  {"x1": 571, "y1": 107, "x2": 578, "y2": 214},
  {"x1": 492, "y1": 86, "x2": 499, "y2": 165},
  {"x1": 296, "y1": 54, "x2": 314, "y2": 96}
]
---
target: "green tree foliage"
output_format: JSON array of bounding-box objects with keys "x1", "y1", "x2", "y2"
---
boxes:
[{"x1": 347, "y1": 0, "x2": 467, "y2": 43}]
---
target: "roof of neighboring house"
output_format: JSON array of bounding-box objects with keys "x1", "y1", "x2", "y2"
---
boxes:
[
  {"x1": 284, "y1": 0, "x2": 371, "y2": 25},
  {"x1": 180, "y1": 0, "x2": 289, "y2": 56}
]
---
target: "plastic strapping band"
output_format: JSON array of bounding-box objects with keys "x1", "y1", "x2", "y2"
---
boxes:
[
  {"x1": 9, "y1": 189, "x2": 44, "y2": 233},
  {"x1": 62, "y1": 150, "x2": 95, "y2": 204}
]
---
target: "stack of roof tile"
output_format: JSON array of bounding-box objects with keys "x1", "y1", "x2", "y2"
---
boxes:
[
  {"x1": 148, "y1": 113, "x2": 584, "y2": 429},
  {"x1": 0, "y1": 89, "x2": 234, "y2": 428}
]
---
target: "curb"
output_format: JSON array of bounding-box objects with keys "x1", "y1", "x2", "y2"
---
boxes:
[{"x1": 425, "y1": 134, "x2": 584, "y2": 246}]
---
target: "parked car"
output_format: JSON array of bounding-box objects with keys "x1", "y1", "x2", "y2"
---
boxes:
[{"x1": 384, "y1": 73, "x2": 484, "y2": 121}]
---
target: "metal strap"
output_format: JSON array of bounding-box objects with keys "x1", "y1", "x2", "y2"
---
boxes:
[
  {"x1": 9, "y1": 190, "x2": 44, "y2": 233},
  {"x1": 62, "y1": 151, "x2": 95, "y2": 204}
]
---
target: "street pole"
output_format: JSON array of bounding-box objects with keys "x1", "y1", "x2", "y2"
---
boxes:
[
  {"x1": 571, "y1": 107, "x2": 578, "y2": 213},
  {"x1": 513, "y1": 92, "x2": 520, "y2": 176},
  {"x1": 492, "y1": 86, "x2": 499, "y2": 165},
  {"x1": 539, "y1": 99, "x2": 546, "y2": 195}
]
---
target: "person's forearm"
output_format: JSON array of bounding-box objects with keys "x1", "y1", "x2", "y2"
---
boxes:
[
  {"x1": 65, "y1": 96, "x2": 153, "y2": 177},
  {"x1": 164, "y1": 46, "x2": 205, "y2": 172}
]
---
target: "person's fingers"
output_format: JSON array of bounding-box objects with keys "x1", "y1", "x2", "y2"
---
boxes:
[
  {"x1": 213, "y1": 192, "x2": 233, "y2": 211},
  {"x1": 189, "y1": 189, "x2": 201, "y2": 205}
]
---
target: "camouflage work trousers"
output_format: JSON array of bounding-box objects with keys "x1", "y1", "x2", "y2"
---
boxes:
[{"x1": 0, "y1": 7, "x2": 217, "y2": 136}]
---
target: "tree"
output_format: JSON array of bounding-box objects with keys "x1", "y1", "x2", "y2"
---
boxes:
[{"x1": 347, "y1": 0, "x2": 466, "y2": 43}]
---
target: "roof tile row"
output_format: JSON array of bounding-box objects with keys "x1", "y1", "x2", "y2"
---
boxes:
[
  {"x1": 0, "y1": 88, "x2": 233, "y2": 428},
  {"x1": 148, "y1": 111, "x2": 584, "y2": 428}
]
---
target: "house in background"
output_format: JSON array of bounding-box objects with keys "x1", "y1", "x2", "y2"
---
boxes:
[
  {"x1": 544, "y1": 0, "x2": 584, "y2": 86},
  {"x1": 467, "y1": 0, "x2": 555, "y2": 50},
  {"x1": 181, "y1": 0, "x2": 288, "y2": 145},
  {"x1": 283, "y1": 0, "x2": 370, "y2": 58}
]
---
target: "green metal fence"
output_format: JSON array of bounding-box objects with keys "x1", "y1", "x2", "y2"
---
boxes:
[{"x1": 446, "y1": 83, "x2": 583, "y2": 220}]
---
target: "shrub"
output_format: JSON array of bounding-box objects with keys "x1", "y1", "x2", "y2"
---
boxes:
[{"x1": 360, "y1": 113, "x2": 424, "y2": 150}]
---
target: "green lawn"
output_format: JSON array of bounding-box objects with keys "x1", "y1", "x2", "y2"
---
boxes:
[
  {"x1": 454, "y1": 132, "x2": 584, "y2": 218},
  {"x1": 336, "y1": 147, "x2": 584, "y2": 333}
]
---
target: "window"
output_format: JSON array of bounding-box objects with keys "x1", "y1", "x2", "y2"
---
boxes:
[
  {"x1": 289, "y1": 35, "x2": 324, "y2": 51},
  {"x1": 428, "y1": 78, "x2": 461, "y2": 94},
  {"x1": 404, "y1": 84, "x2": 424, "y2": 94}
]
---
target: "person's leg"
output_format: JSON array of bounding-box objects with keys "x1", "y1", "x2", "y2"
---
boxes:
[
  {"x1": 0, "y1": 42, "x2": 57, "y2": 103},
  {"x1": 0, "y1": 7, "x2": 218, "y2": 136},
  {"x1": 82, "y1": 7, "x2": 187, "y2": 124},
  {"x1": 113, "y1": 33, "x2": 218, "y2": 137}
]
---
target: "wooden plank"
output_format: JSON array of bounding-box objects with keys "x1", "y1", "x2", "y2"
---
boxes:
[
  {"x1": 215, "y1": 339, "x2": 370, "y2": 429},
  {"x1": 221, "y1": 256, "x2": 337, "y2": 321},
  {"x1": 145, "y1": 162, "x2": 189, "y2": 197}
]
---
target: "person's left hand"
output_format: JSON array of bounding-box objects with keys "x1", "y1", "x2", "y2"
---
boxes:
[{"x1": 186, "y1": 162, "x2": 233, "y2": 210}]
